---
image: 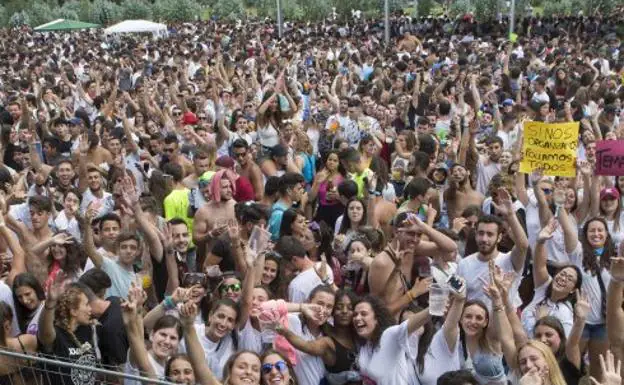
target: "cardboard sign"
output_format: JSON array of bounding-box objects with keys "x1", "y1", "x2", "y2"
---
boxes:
[
  {"x1": 519, "y1": 121, "x2": 579, "y2": 177},
  {"x1": 596, "y1": 140, "x2": 624, "y2": 176}
]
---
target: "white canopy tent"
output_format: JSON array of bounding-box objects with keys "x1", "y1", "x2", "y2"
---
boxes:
[{"x1": 104, "y1": 20, "x2": 168, "y2": 37}]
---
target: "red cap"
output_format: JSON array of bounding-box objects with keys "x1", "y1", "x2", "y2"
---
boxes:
[
  {"x1": 182, "y1": 112, "x2": 198, "y2": 125},
  {"x1": 600, "y1": 187, "x2": 620, "y2": 201}
]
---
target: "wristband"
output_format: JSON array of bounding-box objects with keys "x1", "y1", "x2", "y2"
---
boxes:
[{"x1": 163, "y1": 296, "x2": 176, "y2": 311}]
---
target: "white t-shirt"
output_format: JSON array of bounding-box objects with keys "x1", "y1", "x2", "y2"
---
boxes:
[
  {"x1": 0, "y1": 281, "x2": 21, "y2": 337},
  {"x1": 357, "y1": 320, "x2": 418, "y2": 385},
  {"x1": 456, "y1": 251, "x2": 521, "y2": 309},
  {"x1": 569, "y1": 243, "x2": 611, "y2": 325},
  {"x1": 179, "y1": 323, "x2": 236, "y2": 381},
  {"x1": 413, "y1": 329, "x2": 461, "y2": 385},
  {"x1": 287, "y1": 314, "x2": 326, "y2": 385},
  {"x1": 288, "y1": 264, "x2": 334, "y2": 304},
  {"x1": 475, "y1": 157, "x2": 502, "y2": 195},
  {"x1": 124, "y1": 351, "x2": 165, "y2": 385},
  {"x1": 520, "y1": 278, "x2": 574, "y2": 337},
  {"x1": 238, "y1": 320, "x2": 263, "y2": 353}
]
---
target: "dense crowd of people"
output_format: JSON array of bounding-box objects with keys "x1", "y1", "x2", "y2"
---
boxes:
[{"x1": 0, "y1": 11, "x2": 622, "y2": 385}]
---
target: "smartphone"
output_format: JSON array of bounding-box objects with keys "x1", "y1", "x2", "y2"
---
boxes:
[
  {"x1": 248, "y1": 225, "x2": 271, "y2": 255},
  {"x1": 183, "y1": 273, "x2": 207, "y2": 288},
  {"x1": 446, "y1": 274, "x2": 465, "y2": 294}
]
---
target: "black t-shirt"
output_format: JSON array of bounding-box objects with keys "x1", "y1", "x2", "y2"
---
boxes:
[
  {"x1": 560, "y1": 356, "x2": 582, "y2": 385},
  {"x1": 152, "y1": 253, "x2": 169, "y2": 302},
  {"x1": 76, "y1": 297, "x2": 128, "y2": 368},
  {"x1": 41, "y1": 326, "x2": 98, "y2": 385}
]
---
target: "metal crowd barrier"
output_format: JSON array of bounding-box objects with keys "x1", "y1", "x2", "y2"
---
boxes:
[{"x1": 0, "y1": 348, "x2": 177, "y2": 385}]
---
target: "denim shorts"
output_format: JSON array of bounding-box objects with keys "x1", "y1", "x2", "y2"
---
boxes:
[{"x1": 582, "y1": 323, "x2": 607, "y2": 340}]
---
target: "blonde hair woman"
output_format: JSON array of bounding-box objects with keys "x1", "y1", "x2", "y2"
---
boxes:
[{"x1": 517, "y1": 341, "x2": 567, "y2": 385}]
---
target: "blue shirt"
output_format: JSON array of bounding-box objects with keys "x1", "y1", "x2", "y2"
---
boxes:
[{"x1": 268, "y1": 201, "x2": 290, "y2": 241}]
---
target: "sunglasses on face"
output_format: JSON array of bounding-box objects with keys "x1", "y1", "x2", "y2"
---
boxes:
[
  {"x1": 219, "y1": 283, "x2": 241, "y2": 293},
  {"x1": 234, "y1": 151, "x2": 247, "y2": 158},
  {"x1": 172, "y1": 111, "x2": 182, "y2": 116},
  {"x1": 261, "y1": 361, "x2": 288, "y2": 375},
  {"x1": 542, "y1": 188, "x2": 553, "y2": 195}
]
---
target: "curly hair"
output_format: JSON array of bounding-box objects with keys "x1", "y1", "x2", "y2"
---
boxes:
[
  {"x1": 54, "y1": 286, "x2": 88, "y2": 347},
  {"x1": 353, "y1": 295, "x2": 395, "y2": 348},
  {"x1": 581, "y1": 217, "x2": 615, "y2": 274}
]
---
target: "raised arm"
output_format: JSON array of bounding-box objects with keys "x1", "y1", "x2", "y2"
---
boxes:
[
  {"x1": 81, "y1": 207, "x2": 104, "y2": 269},
  {"x1": 574, "y1": 161, "x2": 593, "y2": 223},
  {"x1": 406, "y1": 307, "x2": 432, "y2": 335},
  {"x1": 122, "y1": 284, "x2": 156, "y2": 378},
  {"x1": 38, "y1": 272, "x2": 67, "y2": 348},
  {"x1": 180, "y1": 303, "x2": 222, "y2": 385},
  {"x1": 275, "y1": 305, "x2": 334, "y2": 363},
  {"x1": 485, "y1": 263, "x2": 517, "y2": 368},
  {"x1": 0, "y1": 214, "x2": 26, "y2": 287},
  {"x1": 533, "y1": 219, "x2": 557, "y2": 288},
  {"x1": 558, "y1": 202, "x2": 579, "y2": 255},
  {"x1": 237, "y1": 248, "x2": 258, "y2": 330},
  {"x1": 514, "y1": 172, "x2": 530, "y2": 207},
  {"x1": 493, "y1": 188, "x2": 528, "y2": 272},
  {"x1": 122, "y1": 182, "x2": 163, "y2": 263},
  {"x1": 608, "y1": 258, "x2": 624, "y2": 361},
  {"x1": 443, "y1": 283, "x2": 467, "y2": 352},
  {"x1": 567, "y1": 291, "x2": 589, "y2": 370}
]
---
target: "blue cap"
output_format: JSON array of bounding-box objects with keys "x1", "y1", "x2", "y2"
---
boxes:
[{"x1": 502, "y1": 99, "x2": 514, "y2": 107}]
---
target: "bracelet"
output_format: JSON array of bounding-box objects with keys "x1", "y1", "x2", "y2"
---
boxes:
[
  {"x1": 493, "y1": 306, "x2": 505, "y2": 313},
  {"x1": 44, "y1": 302, "x2": 56, "y2": 310},
  {"x1": 406, "y1": 290, "x2": 414, "y2": 301},
  {"x1": 163, "y1": 296, "x2": 176, "y2": 311}
]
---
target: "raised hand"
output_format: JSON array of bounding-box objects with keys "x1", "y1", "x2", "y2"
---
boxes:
[
  {"x1": 179, "y1": 302, "x2": 198, "y2": 328},
  {"x1": 574, "y1": 290, "x2": 590, "y2": 320},
  {"x1": 452, "y1": 217, "x2": 468, "y2": 234},
  {"x1": 537, "y1": 219, "x2": 558, "y2": 243},
  {"x1": 411, "y1": 277, "x2": 433, "y2": 298},
  {"x1": 51, "y1": 232, "x2": 74, "y2": 245},
  {"x1": 301, "y1": 303, "x2": 324, "y2": 324},
  {"x1": 590, "y1": 350, "x2": 622, "y2": 385},
  {"x1": 47, "y1": 270, "x2": 68, "y2": 302},
  {"x1": 491, "y1": 188, "x2": 513, "y2": 217},
  {"x1": 314, "y1": 254, "x2": 330, "y2": 283},
  {"x1": 610, "y1": 257, "x2": 624, "y2": 282}
]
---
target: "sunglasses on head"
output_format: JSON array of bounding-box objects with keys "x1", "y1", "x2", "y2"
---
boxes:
[
  {"x1": 261, "y1": 361, "x2": 288, "y2": 375},
  {"x1": 219, "y1": 283, "x2": 241, "y2": 293}
]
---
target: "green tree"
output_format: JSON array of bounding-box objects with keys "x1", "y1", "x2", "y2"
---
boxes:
[
  {"x1": 153, "y1": 0, "x2": 201, "y2": 21},
  {"x1": 474, "y1": 0, "x2": 498, "y2": 20},
  {"x1": 9, "y1": 10, "x2": 30, "y2": 26},
  {"x1": 121, "y1": 0, "x2": 153, "y2": 19},
  {"x1": 28, "y1": 0, "x2": 58, "y2": 26},
  {"x1": 90, "y1": 0, "x2": 122, "y2": 24},
  {"x1": 448, "y1": 0, "x2": 473, "y2": 18},
  {"x1": 0, "y1": 5, "x2": 8, "y2": 26},
  {"x1": 211, "y1": 0, "x2": 245, "y2": 20},
  {"x1": 297, "y1": 0, "x2": 331, "y2": 20}
]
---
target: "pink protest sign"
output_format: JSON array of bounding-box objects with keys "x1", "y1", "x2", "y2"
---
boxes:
[{"x1": 596, "y1": 140, "x2": 624, "y2": 176}]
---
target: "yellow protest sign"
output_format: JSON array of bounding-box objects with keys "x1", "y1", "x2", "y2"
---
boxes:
[{"x1": 519, "y1": 121, "x2": 579, "y2": 177}]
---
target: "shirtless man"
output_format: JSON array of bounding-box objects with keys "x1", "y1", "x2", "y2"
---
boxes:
[
  {"x1": 368, "y1": 212, "x2": 458, "y2": 316},
  {"x1": 444, "y1": 164, "x2": 484, "y2": 223},
  {"x1": 232, "y1": 139, "x2": 263, "y2": 201},
  {"x1": 182, "y1": 147, "x2": 214, "y2": 189},
  {"x1": 194, "y1": 169, "x2": 237, "y2": 270},
  {"x1": 163, "y1": 134, "x2": 193, "y2": 177}
]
